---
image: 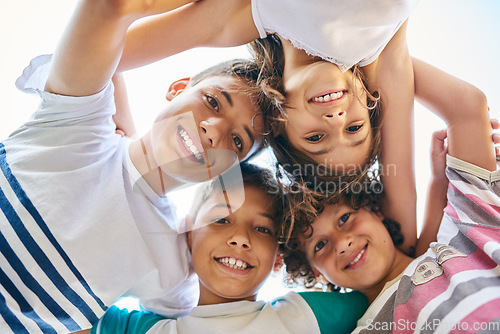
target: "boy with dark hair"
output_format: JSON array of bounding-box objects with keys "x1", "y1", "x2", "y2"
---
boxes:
[
  {"x1": 0, "y1": 1, "x2": 271, "y2": 333},
  {"x1": 75, "y1": 162, "x2": 368, "y2": 334}
]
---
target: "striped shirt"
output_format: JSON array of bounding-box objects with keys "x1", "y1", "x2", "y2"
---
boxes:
[
  {"x1": 354, "y1": 155, "x2": 500, "y2": 334},
  {"x1": 0, "y1": 55, "x2": 197, "y2": 333}
]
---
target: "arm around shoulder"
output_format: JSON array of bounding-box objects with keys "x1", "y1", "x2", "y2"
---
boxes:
[{"x1": 413, "y1": 57, "x2": 495, "y2": 171}]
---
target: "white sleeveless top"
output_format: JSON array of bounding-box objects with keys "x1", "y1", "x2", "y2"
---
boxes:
[{"x1": 251, "y1": 0, "x2": 419, "y2": 71}]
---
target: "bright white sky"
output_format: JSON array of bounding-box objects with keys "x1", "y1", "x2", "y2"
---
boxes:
[{"x1": 1, "y1": 0, "x2": 499, "y2": 302}]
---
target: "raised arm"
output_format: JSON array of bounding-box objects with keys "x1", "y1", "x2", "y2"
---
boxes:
[
  {"x1": 415, "y1": 129, "x2": 449, "y2": 256},
  {"x1": 118, "y1": 0, "x2": 258, "y2": 72},
  {"x1": 362, "y1": 20, "x2": 417, "y2": 255},
  {"x1": 45, "y1": 0, "x2": 197, "y2": 97},
  {"x1": 412, "y1": 58, "x2": 496, "y2": 171}
]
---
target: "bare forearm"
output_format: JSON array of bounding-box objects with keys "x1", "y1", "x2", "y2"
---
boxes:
[
  {"x1": 118, "y1": 0, "x2": 257, "y2": 72},
  {"x1": 367, "y1": 21, "x2": 417, "y2": 253},
  {"x1": 45, "y1": 0, "x2": 132, "y2": 96},
  {"x1": 415, "y1": 178, "x2": 448, "y2": 256},
  {"x1": 45, "y1": 0, "x2": 197, "y2": 97},
  {"x1": 413, "y1": 57, "x2": 495, "y2": 171}
]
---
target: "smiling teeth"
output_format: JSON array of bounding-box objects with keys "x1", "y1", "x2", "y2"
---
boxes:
[
  {"x1": 313, "y1": 91, "x2": 344, "y2": 102},
  {"x1": 350, "y1": 248, "x2": 365, "y2": 266},
  {"x1": 179, "y1": 128, "x2": 203, "y2": 161},
  {"x1": 217, "y1": 257, "x2": 249, "y2": 270}
]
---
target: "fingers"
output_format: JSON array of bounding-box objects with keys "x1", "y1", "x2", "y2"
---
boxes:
[
  {"x1": 432, "y1": 129, "x2": 448, "y2": 141},
  {"x1": 491, "y1": 118, "x2": 499, "y2": 156},
  {"x1": 494, "y1": 132, "x2": 500, "y2": 156},
  {"x1": 491, "y1": 118, "x2": 499, "y2": 130},
  {"x1": 115, "y1": 129, "x2": 126, "y2": 137},
  {"x1": 430, "y1": 129, "x2": 448, "y2": 156}
]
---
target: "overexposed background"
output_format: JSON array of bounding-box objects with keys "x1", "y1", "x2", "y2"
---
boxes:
[{"x1": 1, "y1": 0, "x2": 499, "y2": 303}]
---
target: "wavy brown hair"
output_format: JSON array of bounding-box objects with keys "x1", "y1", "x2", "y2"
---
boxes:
[{"x1": 278, "y1": 183, "x2": 404, "y2": 291}]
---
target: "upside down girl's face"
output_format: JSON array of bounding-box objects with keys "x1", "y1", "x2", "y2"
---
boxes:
[{"x1": 280, "y1": 37, "x2": 373, "y2": 171}]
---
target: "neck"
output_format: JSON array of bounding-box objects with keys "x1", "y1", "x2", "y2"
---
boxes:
[
  {"x1": 197, "y1": 283, "x2": 257, "y2": 306},
  {"x1": 361, "y1": 250, "x2": 413, "y2": 303},
  {"x1": 129, "y1": 133, "x2": 182, "y2": 196}
]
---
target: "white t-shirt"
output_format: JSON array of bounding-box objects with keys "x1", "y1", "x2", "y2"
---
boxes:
[
  {"x1": 0, "y1": 55, "x2": 197, "y2": 334},
  {"x1": 94, "y1": 292, "x2": 320, "y2": 334},
  {"x1": 251, "y1": 0, "x2": 419, "y2": 71}
]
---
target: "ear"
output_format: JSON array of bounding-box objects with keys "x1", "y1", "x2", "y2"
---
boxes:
[
  {"x1": 166, "y1": 77, "x2": 191, "y2": 101},
  {"x1": 273, "y1": 252, "x2": 284, "y2": 273},
  {"x1": 310, "y1": 266, "x2": 330, "y2": 285},
  {"x1": 312, "y1": 266, "x2": 321, "y2": 278}
]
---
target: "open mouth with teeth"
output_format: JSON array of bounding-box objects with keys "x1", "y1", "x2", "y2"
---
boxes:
[
  {"x1": 309, "y1": 90, "x2": 347, "y2": 103},
  {"x1": 177, "y1": 125, "x2": 204, "y2": 164},
  {"x1": 344, "y1": 245, "x2": 367, "y2": 269},
  {"x1": 216, "y1": 256, "x2": 253, "y2": 271}
]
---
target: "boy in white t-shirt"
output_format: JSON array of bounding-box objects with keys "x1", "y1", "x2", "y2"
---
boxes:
[
  {"x1": 0, "y1": 1, "x2": 273, "y2": 333},
  {"x1": 75, "y1": 163, "x2": 368, "y2": 334}
]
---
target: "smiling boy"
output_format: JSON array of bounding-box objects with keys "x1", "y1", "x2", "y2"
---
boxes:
[
  {"x1": 0, "y1": 0, "x2": 271, "y2": 333},
  {"x1": 80, "y1": 163, "x2": 368, "y2": 334}
]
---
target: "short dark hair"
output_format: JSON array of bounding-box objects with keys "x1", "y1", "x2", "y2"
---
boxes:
[{"x1": 188, "y1": 162, "x2": 285, "y2": 237}]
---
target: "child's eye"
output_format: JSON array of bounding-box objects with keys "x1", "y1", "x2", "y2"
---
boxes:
[
  {"x1": 205, "y1": 94, "x2": 220, "y2": 112},
  {"x1": 306, "y1": 134, "x2": 323, "y2": 142},
  {"x1": 216, "y1": 218, "x2": 230, "y2": 224},
  {"x1": 314, "y1": 240, "x2": 326, "y2": 253},
  {"x1": 232, "y1": 134, "x2": 243, "y2": 152},
  {"x1": 339, "y1": 213, "x2": 351, "y2": 226},
  {"x1": 255, "y1": 226, "x2": 272, "y2": 234},
  {"x1": 346, "y1": 124, "x2": 362, "y2": 133}
]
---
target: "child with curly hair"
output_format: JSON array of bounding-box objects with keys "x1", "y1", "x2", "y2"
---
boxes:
[{"x1": 280, "y1": 59, "x2": 500, "y2": 332}]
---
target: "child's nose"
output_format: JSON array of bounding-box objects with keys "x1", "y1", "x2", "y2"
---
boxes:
[
  {"x1": 336, "y1": 238, "x2": 352, "y2": 255},
  {"x1": 227, "y1": 229, "x2": 251, "y2": 250},
  {"x1": 200, "y1": 118, "x2": 228, "y2": 149},
  {"x1": 323, "y1": 110, "x2": 346, "y2": 128}
]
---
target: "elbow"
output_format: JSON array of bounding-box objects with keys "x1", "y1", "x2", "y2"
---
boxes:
[
  {"x1": 459, "y1": 85, "x2": 488, "y2": 113},
  {"x1": 452, "y1": 84, "x2": 488, "y2": 123}
]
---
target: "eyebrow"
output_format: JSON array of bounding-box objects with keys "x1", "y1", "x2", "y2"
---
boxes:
[
  {"x1": 244, "y1": 125, "x2": 255, "y2": 148},
  {"x1": 351, "y1": 131, "x2": 369, "y2": 148},
  {"x1": 216, "y1": 86, "x2": 233, "y2": 107}
]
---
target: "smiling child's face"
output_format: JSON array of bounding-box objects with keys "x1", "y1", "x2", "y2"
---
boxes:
[
  {"x1": 187, "y1": 185, "x2": 278, "y2": 306},
  {"x1": 150, "y1": 76, "x2": 265, "y2": 182},
  {"x1": 300, "y1": 204, "x2": 397, "y2": 293},
  {"x1": 280, "y1": 38, "x2": 373, "y2": 170}
]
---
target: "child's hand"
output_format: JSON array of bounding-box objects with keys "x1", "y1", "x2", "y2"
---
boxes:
[
  {"x1": 430, "y1": 129, "x2": 448, "y2": 184},
  {"x1": 491, "y1": 118, "x2": 500, "y2": 156}
]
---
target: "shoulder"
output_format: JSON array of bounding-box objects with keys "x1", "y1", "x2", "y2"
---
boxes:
[
  {"x1": 93, "y1": 306, "x2": 167, "y2": 334},
  {"x1": 299, "y1": 290, "x2": 369, "y2": 334}
]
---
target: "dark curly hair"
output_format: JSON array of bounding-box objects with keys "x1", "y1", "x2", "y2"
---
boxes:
[{"x1": 278, "y1": 181, "x2": 404, "y2": 291}]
